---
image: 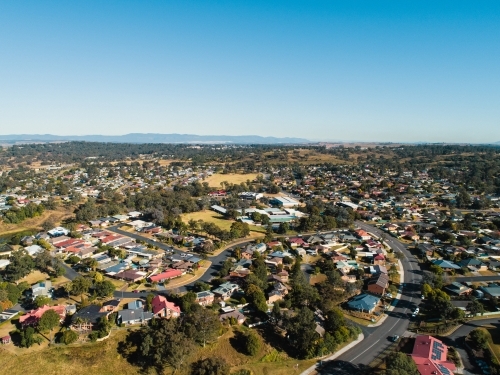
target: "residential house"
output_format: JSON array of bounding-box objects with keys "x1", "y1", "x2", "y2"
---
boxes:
[
  {"x1": 126, "y1": 300, "x2": 143, "y2": 310},
  {"x1": 445, "y1": 282, "x2": 472, "y2": 296},
  {"x1": 347, "y1": 294, "x2": 380, "y2": 313},
  {"x1": 19, "y1": 305, "x2": 66, "y2": 327},
  {"x1": 71, "y1": 304, "x2": 111, "y2": 333},
  {"x1": 354, "y1": 229, "x2": 371, "y2": 241},
  {"x1": 212, "y1": 282, "x2": 239, "y2": 300},
  {"x1": 431, "y1": 259, "x2": 460, "y2": 271},
  {"x1": 480, "y1": 285, "x2": 500, "y2": 300},
  {"x1": 152, "y1": 295, "x2": 181, "y2": 318},
  {"x1": 458, "y1": 258, "x2": 487, "y2": 272},
  {"x1": 24, "y1": 244, "x2": 43, "y2": 256},
  {"x1": 330, "y1": 251, "x2": 348, "y2": 262},
  {"x1": 30, "y1": 280, "x2": 53, "y2": 300},
  {"x1": 118, "y1": 309, "x2": 154, "y2": 325},
  {"x1": 288, "y1": 237, "x2": 307, "y2": 248},
  {"x1": 219, "y1": 307, "x2": 246, "y2": 325},
  {"x1": 367, "y1": 273, "x2": 390, "y2": 295},
  {"x1": 411, "y1": 335, "x2": 456, "y2": 375},
  {"x1": 417, "y1": 243, "x2": 435, "y2": 257},
  {"x1": 267, "y1": 281, "x2": 289, "y2": 304},
  {"x1": 114, "y1": 269, "x2": 147, "y2": 282},
  {"x1": 195, "y1": 291, "x2": 215, "y2": 306},
  {"x1": 373, "y1": 254, "x2": 386, "y2": 265},
  {"x1": 149, "y1": 269, "x2": 183, "y2": 283},
  {"x1": 1, "y1": 335, "x2": 11, "y2": 345},
  {"x1": 369, "y1": 265, "x2": 387, "y2": 275}
]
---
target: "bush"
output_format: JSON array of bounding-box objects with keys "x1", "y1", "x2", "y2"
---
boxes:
[
  {"x1": 59, "y1": 330, "x2": 79, "y2": 345},
  {"x1": 242, "y1": 331, "x2": 260, "y2": 356},
  {"x1": 232, "y1": 370, "x2": 252, "y2": 375}
]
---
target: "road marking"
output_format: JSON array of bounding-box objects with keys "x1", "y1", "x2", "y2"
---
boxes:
[{"x1": 350, "y1": 340, "x2": 380, "y2": 362}]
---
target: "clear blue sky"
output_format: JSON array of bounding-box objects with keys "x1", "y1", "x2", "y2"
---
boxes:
[{"x1": 1, "y1": 1, "x2": 499, "y2": 142}]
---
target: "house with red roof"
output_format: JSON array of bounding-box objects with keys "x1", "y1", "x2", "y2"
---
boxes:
[
  {"x1": 19, "y1": 305, "x2": 66, "y2": 327},
  {"x1": 149, "y1": 269, "x2": 183, "y2": 283},
  {"x1": 354, "y1": 229, "x2": 371, "y2": 241},
  {"x1": 288, "y1": 237, "x2": 306, "y2": 247},
  {"x1": 373, "y1": 254, "x2": 386, "y2": 265},
  {"x1": 411, "y1": 335, "x2": 456, "y2": 375},
  {"x1": 151, "y1": 295, "x2": 181, "y2": 318},
  {"x1": 1, "y1": 335, "x2": 11, "y2": 344}
]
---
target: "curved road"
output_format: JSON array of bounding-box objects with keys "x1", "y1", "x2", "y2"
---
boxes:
[
  {"x1": 61, "y1": 225, "x2": 253, "y2": 298},
  {"x1": 321, "y1": 221, "x2": 424, "y2": 371}
]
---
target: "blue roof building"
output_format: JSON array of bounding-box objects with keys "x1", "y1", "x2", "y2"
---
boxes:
[{"x1": 347, "y1": 294, "x2": 380, "y2": 313}]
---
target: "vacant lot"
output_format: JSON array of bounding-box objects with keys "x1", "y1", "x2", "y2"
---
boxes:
[
  {"x1": 0, "y1": 327, "x2": 315, "y2": 375},
  {"x1": 181, "y1": 210, "x2": 266, "y2": 235},
  {"x1": 0, "y1": 330, "x2": 141, "y2": 375},
  {"x1": 203, "y1": 173, "x2": 260, "y2": 187},
  {"x1": 0, "y1": 206, "x2": 74, "y2": 237}
]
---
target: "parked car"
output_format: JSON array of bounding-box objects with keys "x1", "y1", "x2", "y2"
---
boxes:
[{"x1": 391, "y1": 335, "x2": 400, "y2": 342}]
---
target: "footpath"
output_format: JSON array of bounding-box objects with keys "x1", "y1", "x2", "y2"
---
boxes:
[{"x1": 299, "y1": 333, "x2": 365, "y2": 375}]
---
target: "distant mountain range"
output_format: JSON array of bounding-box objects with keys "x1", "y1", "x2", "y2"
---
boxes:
[{"x1": 0, "y1": 133, "x2": 311, "y2": 144}]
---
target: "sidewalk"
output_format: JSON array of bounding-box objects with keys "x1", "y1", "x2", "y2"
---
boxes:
[
  {"x1": 299, "y1": 333, "x2": 365, "y2": 375},
  {"x1": 368, "y1": 259, "x2": 404, "y2": 327}
]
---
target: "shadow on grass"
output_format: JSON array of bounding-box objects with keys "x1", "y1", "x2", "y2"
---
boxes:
[
  {"x1": 116, "y1": 329, "x2": 150, "y2": 373},
  {"x1": 254, "y1": 325, "x2": 298, "y2": 359},
  {"x1": 229, "y1": 329, "x2": 248, "y2": 355}
]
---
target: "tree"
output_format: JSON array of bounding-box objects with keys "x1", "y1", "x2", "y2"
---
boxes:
[
  {"x1": 202, "y1": 241, "x2": 215, "y2": 254},
  {"x1": 138, "y1": 318, "x2": 195, "y2": 373},
  {"x1": 283, "y1": 307, "x2": 318, "y2": 358},
  {"x1": 59, "y1": 329, "x2": 78, "y2": 345},
  {"x1": 67, "y1": 255, "x2": 80, "y2": 265},
  {"x1": 190, "y1": 357, "x2": 230, "y2": 375},
  {"x1": 251, "y1": 257, "x2": 268, "y2": 286},
  {"x1": 183, "y1": 305, "x2": 222, "y2": 347},
  {"x1": 38, "y1": 309, "x2": 61, "y2": 343},
  {"x1": 4, "y1": 249, "x2": 35, "y2": 282},
  {"x1": 242, "y1": 330, "x2": 260, "y2": 356},
  {"x1": 467, "y1": 298, "x2": 485, "y2": 317},
  {"x1": 34, "y1": 295, "x2": 52, "y2": 308},
  {"x1": 245, "y1": 284, "x2": 268, "y2": 313},
  {"x1": 42, "y1": 219, "x2": 56, "y2": 232},
  {"x1": 193, "y1": 281, "x2": 211, "y2": 292},
  {"x1": 93, "y1": 280, "x2": 116, "y2": 298},
  {"x1": 70, "y1": 276, "x2": 92, "y2": 298},
  {"x1": 20, "y1": 326, "x2": 42, "y2": 348},
  {"x1": 429, "y1": 264, "x2": 444, "y2": 276},
  {"x1": 469, "y1": 329, "x2": 489, "y2": 350},
  {"x1": 34, "y1": 250, "x2": 53, "y2": 273},
  {"x1": 384, "y1": 352, "x2": 419, "y2": 375}
]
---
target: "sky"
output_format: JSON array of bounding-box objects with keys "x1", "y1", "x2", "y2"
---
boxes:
[{"x1": 0, "y1": 1, "x2": 499, "y2": 143}]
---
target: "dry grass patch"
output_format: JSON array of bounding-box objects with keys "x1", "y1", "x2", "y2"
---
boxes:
[
  {"x1": 19, "y1": 270, "x2": 50, "y2": 285},
  {"x1": 0, "y1": 206, "x2": 74, "y2": 236},
  {"x1": 0, "y1": 330, "x2": 141, "y2": 375},
  {"x1": 309, "y1": 274, "x2": 327, "y2": 285},
  {"x1": 203, "y1": 173, "x2": 260, "y2": 187}
]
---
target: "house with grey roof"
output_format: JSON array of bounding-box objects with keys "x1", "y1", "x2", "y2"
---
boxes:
[
  {"x1": 431, "y1": 259, "x2": 460, "y2": 271},
  {"x1": 118, "y1": 309, "x2": 154, "y2": 325},
  {"x1": 212, "y1": 282, "x2": 240, "y2": 300},
  {"x1": 30, "y1": 280, "x2": 53, "y2": 300}
]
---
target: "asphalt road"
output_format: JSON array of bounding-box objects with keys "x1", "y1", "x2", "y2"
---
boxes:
[
  {"x1": 322, "y1": 221, "x2": 423, "y2": 370},
  {"x1": 455, "y1": 276, "x2": 500, "y2": 282},
  {"x1": 441, "y1": 318, "x2": 500, "y2": 374},
  {"x1": 105, "y1": 226, "x2": 251, "y2": 294}
]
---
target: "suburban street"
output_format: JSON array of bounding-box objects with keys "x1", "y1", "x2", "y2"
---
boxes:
[
  {"x1": 60, "y1": 221, "x2": 498, "y2": 373},
  {"x1": 319, "y1": 221, "x2": 423, "y2": 371}
]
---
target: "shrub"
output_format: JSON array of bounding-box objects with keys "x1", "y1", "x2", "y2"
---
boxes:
[{"x1": 59, "y1": 330, "x2": 79, "y2": 345}]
